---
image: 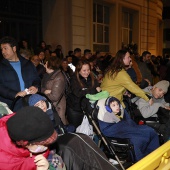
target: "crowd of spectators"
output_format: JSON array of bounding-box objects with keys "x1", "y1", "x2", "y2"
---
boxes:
[{"x1": 0, "y1": 36, "x2": 170, "y2": 169}]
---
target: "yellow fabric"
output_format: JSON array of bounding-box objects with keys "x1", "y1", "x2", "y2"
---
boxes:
[{"x1": 101, "y1": 69, "x2": 149, "y2": 107}]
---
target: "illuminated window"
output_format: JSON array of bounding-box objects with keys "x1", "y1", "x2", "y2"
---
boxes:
[
  {"x1": 93, "y1": 2, "x2": 110, "y2": 52},
  {"x1": 122, "y1": 11, "x2": 133, "y2": 45}
]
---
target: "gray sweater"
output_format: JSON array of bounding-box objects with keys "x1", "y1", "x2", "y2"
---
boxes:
[{"x1": 135, "y1": 86, "x2": 169, "y2": 118}]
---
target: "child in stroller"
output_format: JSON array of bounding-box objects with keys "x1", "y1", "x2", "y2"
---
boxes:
[
  {"x1": 28, "y1": 94, "x2": 75, "y2": 133},
  {"x1": 97, "y1": 96, "x2": 160, "y2": 162}
]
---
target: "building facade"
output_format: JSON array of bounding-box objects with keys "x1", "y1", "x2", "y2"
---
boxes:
[
  {"x1": 42, "y1": 0, "x2": 163, "y2": 56},
  {"x1": 163, "y1": 0, "x2": 170, "y2": 56}
]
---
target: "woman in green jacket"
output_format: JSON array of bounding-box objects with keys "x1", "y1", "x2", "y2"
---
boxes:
[{"x1": 101, "y1": 50, "x2": 149, "y2": 107}]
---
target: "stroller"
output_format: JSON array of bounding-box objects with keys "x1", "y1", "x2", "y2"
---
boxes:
[
  {"x1": 80, "y1": 96, "x2": 135, "y2": 170},
  {"x1": 54, "y1": 133, "x2": 118, "y2": 170}
]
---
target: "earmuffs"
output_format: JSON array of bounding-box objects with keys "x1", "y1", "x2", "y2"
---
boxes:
[{"x1": 105, "y1": 96, "x2": 121, "y2": 113}]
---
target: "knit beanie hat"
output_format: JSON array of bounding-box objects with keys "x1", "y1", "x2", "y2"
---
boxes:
[
  {"x1": 154, "y1": 80, "x2": 170, "y2": 93},
  {"x1": 28, "y1": 94, "x2": 46, "y2": 106},
  {"x1": 7, "y1": 106, "x2": 57, "y2": 146}
]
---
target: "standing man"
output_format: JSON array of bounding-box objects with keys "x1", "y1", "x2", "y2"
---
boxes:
[
  {"x1": 138, "y1": 51, "x2": 153, "y2": 87},
  {"x1": 0, "y1": 36, "x2": 41, "y2": 110}
]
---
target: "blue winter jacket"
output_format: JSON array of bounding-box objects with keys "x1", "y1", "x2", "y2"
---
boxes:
[{"x1": 0, "y1": 55, "x2": 41, "y2": 108}]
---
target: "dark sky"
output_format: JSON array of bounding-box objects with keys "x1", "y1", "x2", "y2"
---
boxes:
[{"x1": 163, "y1": 0, "x2": 170, "y2": 19}]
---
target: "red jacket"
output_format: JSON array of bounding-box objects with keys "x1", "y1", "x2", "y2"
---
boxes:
[{"x1": 0, "y1": 114, "x2": 49, "y2": 170}]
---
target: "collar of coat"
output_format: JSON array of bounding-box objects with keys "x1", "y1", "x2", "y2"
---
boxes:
[
  {"x1": 1, "y1": 54, "x2": 30, "y2": 67},
  {"x1": 47, "y1": 69, "x2": 61, "y2": 79}
]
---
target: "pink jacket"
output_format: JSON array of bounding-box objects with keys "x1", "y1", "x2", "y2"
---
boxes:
[{"x1": 0, "y1": 114, "x2": 49, "y2": 170}]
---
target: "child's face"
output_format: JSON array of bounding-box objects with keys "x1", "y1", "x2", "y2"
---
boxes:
[
  {"x1": 110, "y1": 101, "x2": 120, "y2": 114},
  {"x1": 34, "y1": 100, "x2": 47, "y2": 112}
]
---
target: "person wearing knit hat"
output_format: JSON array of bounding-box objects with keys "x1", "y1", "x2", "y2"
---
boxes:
[
  {"x1": 154, "y1": 80, "x2": 169, "y2": 94},
  {"x1": 135, "y1": 80, "x2": 170, "y2": 141},
  {"x1": 7, "y1": 106, "x2": 57, "y2": 147},
  {"x1": 28, "y1": 93, "x2": 47, "y2": 107},
  {"x1": 28, "y1": 94, "x2": 62, "y2": 129},
  {"x1": 28, "y1": 94, "x2": 75, "y2": 134},
  {"x1": 0, "y1": 106, "x2": 67, "y2": 170}
]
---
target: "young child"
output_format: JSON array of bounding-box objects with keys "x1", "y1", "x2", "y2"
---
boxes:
[
  {"x1": 28, "y1": 94, "x2": 61, "y2": 127},
  {"x1": 97, "y1": 96, "x2": 160, "y2": 162},
  {"x1": 28, "y1": 94, "x2": 75, "y2": 133},
  {"x1": 0, "y1": 106, "x2": 65, "y2": 170}
]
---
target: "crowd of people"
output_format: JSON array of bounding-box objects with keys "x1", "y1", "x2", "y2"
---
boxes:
[{"x1": 0, "y1": 36, "x2": 170, "y2": 169}]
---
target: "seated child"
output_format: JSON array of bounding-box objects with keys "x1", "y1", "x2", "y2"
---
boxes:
[
  {"x1": 28, "y1": 94, "x2": 75, "y2": 133},
  {"x1": 28, "y1": 94, "x2": 61, "y2": 127},
  {"x1": 97, "y1": 96, "x2": 160, "y2": 162}
]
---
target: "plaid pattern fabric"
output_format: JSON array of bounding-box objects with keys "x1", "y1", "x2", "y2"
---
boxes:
[
  {"x1": 33, "y1": 130, "x2": 58, "y2": 146},
  {"x1": 48, "y1": 150, "x2": 66, "y2": 170}
]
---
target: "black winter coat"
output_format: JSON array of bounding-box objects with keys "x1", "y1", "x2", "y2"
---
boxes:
[
  {"x1": 67, "y1": 73, "x2": 99, "y2": 111},
  {"x1": 0, "y1": 55, "x2": 41, "y2": 108}
]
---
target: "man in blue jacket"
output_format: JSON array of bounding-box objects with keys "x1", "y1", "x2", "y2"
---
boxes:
[{"x1": 0, "y1": 36, "x2": 41, "y2": 111}]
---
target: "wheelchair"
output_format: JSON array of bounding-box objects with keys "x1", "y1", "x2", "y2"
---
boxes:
[{"x1": 124, "y1": 95, "x2": 165, "y2": 145}]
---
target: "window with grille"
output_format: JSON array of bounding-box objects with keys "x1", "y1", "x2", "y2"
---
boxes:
[
  {"x1": 93, "y1": 2, "x2": 110, "y2": 52},
  {"x1": 122, "y1": 11, "x2": 133, "y2": 45}
]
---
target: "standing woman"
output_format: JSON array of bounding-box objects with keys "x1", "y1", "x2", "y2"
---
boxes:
[
  {"x1": 101, "y1": 50, "x2": 149, "y2": 108},
  {"x1": 37, "y1": 49, "x2": 46, "y2": 65},
  {"x1": 67, "y1": 60, "x2": 101, "y2": 128},
  {"x1": 41, "y1": 56, "x2": 68, "y2": 125}
]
